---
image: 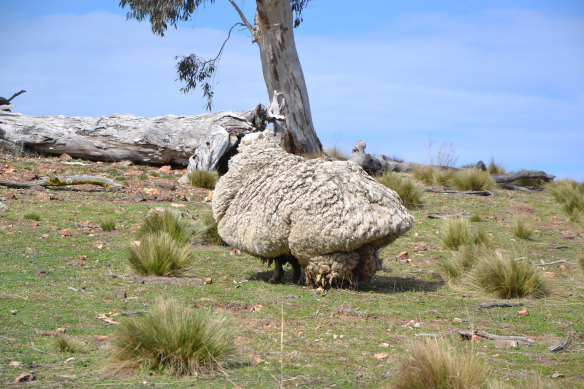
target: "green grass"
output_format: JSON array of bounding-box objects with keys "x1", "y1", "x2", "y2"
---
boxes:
[
  {"x1": 108, "y1": 298, "x2": 238, "y2": 376},
  {"x1": 127, "y1": 232, "x2": 193, "y2": 276},
  {"x1": 441, "y1": 218, "x2": 487, "y2": 250},
  {"x1": 438, "y1": 244, "x2": 485, "y2": 282},
  {"x1": 411, "y1": 166, "x2": 454, "y2": 187},
  {"x1": 470, "y1": 214, "x2": 482, "y2": 223},
  {"x1": 188, "y1": 169, "x2": 219, "y2": 189},
  {"x1": 194, "y1": 209, "x2": 222, "y2": 245},
  {"x1": 388, "y1": 339, "x2": 490, "y2": 389},
  {"x1": 100, "y1": 220, "x2": 116, "y2": 232},
  {"x1": 513, "y1": 219, "x2": 533, "y2": 240},
  {"x1": 0, "y1": 153, "x2": 583, "y2": 388},
  {"x1": 448, "y1": 168, "x2": 496, "y2": 191},
  {"x1": 24, "y1": 211, "x2": 41, "y2": 221},
  {"x1": 548, "y1": 179, "x2": 584, "y2": 222},
  {"x1": 377, "y1": 172, "x2": 424, "y2": 209},
  {"x1": 473, "y1": 252, "x2": 547, "y2": 298}
]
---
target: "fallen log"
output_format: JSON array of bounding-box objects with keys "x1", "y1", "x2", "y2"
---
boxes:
[
  {"x1": 0, "y1": 105, "x2": 268, "y2": 169},
  {"x1": 0, "y1": 172, "x2": 123, "y2": 190},
  {"x1": 348, "y1": 140, "x2": 555, "y2": 186}
]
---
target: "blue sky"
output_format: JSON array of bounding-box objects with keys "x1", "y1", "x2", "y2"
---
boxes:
[{"x1": 1, "y1": 1, "x2": 583, "y2": 180}]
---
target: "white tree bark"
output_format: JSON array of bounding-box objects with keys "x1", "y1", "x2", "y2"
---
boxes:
[
  {"x1": 254, "y1": 0, "x2": 322, "y2": 156},
  {"x1": 0, "y1": 106, "x2": 267, "y2": 166}
]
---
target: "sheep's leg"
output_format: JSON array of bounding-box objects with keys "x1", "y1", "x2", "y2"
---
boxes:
[
  {"x1": 269, "y1": 258, "x2": 284, "y2": 283},
  {"x1": 290, "y1": 257, "x2": 301, "y2": 283}
]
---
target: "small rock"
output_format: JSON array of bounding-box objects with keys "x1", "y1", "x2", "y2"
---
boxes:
[
  {"x1": 560, "y1": 230, "x2": 575, "y2": 239},
  {"x1": 116, "y1": 291, "x2": 127, "y2": 299},
  {"x1": 36, "y1": 192, "x2": 51, "y2": 201},
  {"x1": 312, "y1": 287, "x2": 326, "y2": 297},
  {"x1": 156, "y1": 180, "x2": 177, "y2": 191},
  {"x1": 494, "y1": 339, "x2": 519, "y2": 349},
  {"x1": 396, "y1": 251, "x2": 409, "y2": 262},
  {"x1": 56, "y1": 328, "x2": 67, "y2": 334},
  {"x1": 379, "y1": 343, "x2": 391, "y2": 348},
  {"x1": 551, "y1": 372, "x2": 565, "y2": 379},
  {"x1": 452, "y1": 317, "x2": 463, "y2": 323},
  {"x1": 158, "y1": 165, "x2": 172, "y2": 173},
  {"x1": 35, "y1": 269, "x2": 49, "y2": 276},
  {"x1": 95, "y1": 335, "x2": 109, "y2": 342},
  {"x1": 40, "y1": 234, "x2": 50, "y2": 239},
  {"x1": 25, "y1": 247, "x2": 39, "y2": 254},
  {"x1": 9, "y1": 361, "x2": 22, "y2": 367},
  {"x1": 10, "y1": 310, "x2": 18, "y2": 315},
  {"x1": 134, "y1": 276, "x2": 145, "y2": 284},
  {"x1": 15, "y1": 372, "x2": 35, "y2": 383},
  {"x1": 517, "y1": 308, "x2": 529, "y2": 316},
  {"x1": 374, "y1": 352, "x2": 389, "y2": 360},
  {"x1": 337, "y1": 304, "x2": 353, "y2": 313},
  {"x1": 203, "y1": 277, "x2": 213, "y2": 284}
]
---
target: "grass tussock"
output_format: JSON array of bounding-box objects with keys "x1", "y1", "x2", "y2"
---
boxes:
[
  {"x1": 470, "y1": 214, "x2": 482, "y2": 223},
  {"x1": 127, "y1": 232, "x2": 192, "y2": 276},
  {"x1": 487, "y1": 159, "x2": 506, "y2": 175},
  {"x1": 442, "y1": 218, "x2": 489, "y2": 250},
  {"x1": 325, "y1": 146, "x2": 349, "y2": 161},
  {"x1": 188, "y1": 169, "x2": 219, "y2": 189},
  {"x1": 448, "y1": 168, "x2": 496, "y2": 191},
  {"x1": 194, "y1": 210, "x2": 222, "y2": 245},
  {"x1": 513, "y1": 219, "x2": 533, "y2": 240},
  {"x1": 100, "y1": 220, "x2": 116, "y2": 232},
  {"x1": 108, "y1": 298, "x2": 237, "y2": 376},
  {"x1": 24, "y1": 212, "x2": 41, "y2": 221},
  {"x1": 411, "y1": 166, "x2": 454, "y2": 187},
  {"x1": 473, "y1": 252, "x2": 547, "y2": 298},
  {"x1": 548, "y1": 179, "x2": 584, "y2": 222},
  {"x1": 439, "y1": 244, "x2": 487, "y2": 282},
  {"x1": 579, "y1": 256, "x2": 584, "y2": 272},
  {"x1": 377, "y1": 172, "x2": 424, "y2": 209},
  {"x1": 390, "y1": 339, "x2": 490, "y2": 389},
  {"x1": 53, "y1": 335, "x2": 84, "y2": 353},
  {"x1": 137, "y1": 210, "x2": 194, "y2": 245}
]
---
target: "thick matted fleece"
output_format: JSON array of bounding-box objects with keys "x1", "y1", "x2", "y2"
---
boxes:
[{"x1": 212, "y1": 131, "x2": 414, "y2": 288}]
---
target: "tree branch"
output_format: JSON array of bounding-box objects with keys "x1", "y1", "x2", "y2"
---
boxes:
[{"x1": 227, "y1": 0, "x2": 256, "y2": 38}]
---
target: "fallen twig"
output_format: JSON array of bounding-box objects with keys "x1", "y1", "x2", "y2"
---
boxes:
[
  {"x1": 120, "y1": 310, "x2": 148, "y2": 316},
  {"x1": 458, "y1": 330, "x2": 533, "y2": 345},
  {"x1": 414, "y1": 333, "x2": 446, "y2": 338},
  {"x1": 427, "y1": 214, "x2": 470, "y2": 220},
  {"x1": 534, "y1": 260, "x2": 577, "y2": 267},
  {"x1": 426, "y1": 188, "x2": 493, "y2": 196},
  {"x1": 475, "y1": 302, "x2": 524, "y2": 309},
  {"x1": 548, "y1": 337, "x2": 571, "y2": 353}
]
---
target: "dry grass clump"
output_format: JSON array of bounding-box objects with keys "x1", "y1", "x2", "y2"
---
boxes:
[
  {"x1": 473, "y1": 252, "x2": 547, "y2": 298},
  {"x1": 390, "y1": 339, "x2": 490, "y2": 389},
  {"x1": 411, "y1": 166, "x2": 454, "y2": 187},
  {"x1": 548, "y1": 179, "x2": 584, "y2": 222},
  {"x1": 194, "y1": 210, "x2": 222, "y2": 245},
  {"x1": 24, "y1": 212, "x2": 41, "y2": 221},
  {"x1": 439, "y1": 244, "x2": 486, "y2": 282},
  {"x1": 53, "y1": 335, "x2": 85, "y2": 353},
  {"x1": 442, "y1": 218, "x2": 489, "y2": 250},
  {"x1": 325, "y1": 146, "x2": 349, "y2": 161},
  {"x1": 487, "y1": 159, "x2": 505, "y2": 175},
  {"x1": 377, "y1": 172, "x2": 424, "y2": 209},
  {"x1": 579, "y1": 256, "x2": 584, "y2": 272},
  {"x1": 187, "y1": 169, "x2": 219, "y2": 189},
  {"x1": 448, "y1": 168, "x2": 496, "y2": 191},
  {"x1": 127, "y1": 232, "x2": 192, "y2": 276},
  {"x1": 513, "y1": 219, "x2": 533, "y2": 240},
  {"x1": 108, "y1": 298, "x2": 237, "y2": 376},
  {"x1": 137, "y1": 209, "x2": 194, "y2": 245},
  {"x1": 100, "y1": 220, "x2": 116, "y2": 232}
]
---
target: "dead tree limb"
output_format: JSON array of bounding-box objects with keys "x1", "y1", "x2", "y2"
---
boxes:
[
  {"x1": 0, "y1": 172, "x2": 123, "y2": 190},
  {"x1": 458, "y1": 330, "x2": 533, "y2": 345},
  {"x1": 534, "y1": 260, "x2": 577, "y2": 267},
  {"x1": 475, "y1": 302, "x2": 524, "y2": 309},
  {"x1": 426, "y1": 188, "x2": 494, "y2": 196},
  {"x1": 548, "y1": 337, "x2": 571, "y2": 353}
]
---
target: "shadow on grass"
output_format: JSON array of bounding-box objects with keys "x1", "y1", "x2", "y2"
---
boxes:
[{"x1": 250, "y1": 269, "x2": 444, "y2": 293}]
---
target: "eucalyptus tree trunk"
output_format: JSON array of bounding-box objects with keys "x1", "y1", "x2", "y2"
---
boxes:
[{"x1": 254, "y1": 0, "x2": 322, "y2": 156}]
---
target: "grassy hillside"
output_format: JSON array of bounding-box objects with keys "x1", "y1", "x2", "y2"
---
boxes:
[{"x1": 1, "y1": 154, "x2": 582, "y2": 388}]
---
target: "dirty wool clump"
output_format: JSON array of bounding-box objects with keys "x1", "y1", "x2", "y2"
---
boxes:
[{"x1": 212, "y1": 131, "x2": 414, "y2": 288}]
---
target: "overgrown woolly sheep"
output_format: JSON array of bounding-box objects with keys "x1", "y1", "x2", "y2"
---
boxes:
[{"x1": 212, "y1": 131, "x2": 413, "y2": 288}]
